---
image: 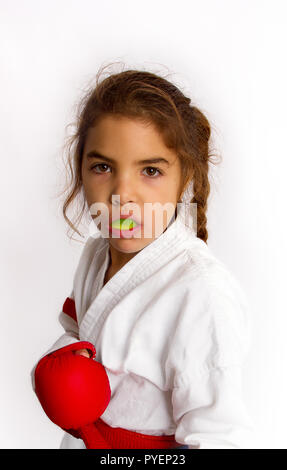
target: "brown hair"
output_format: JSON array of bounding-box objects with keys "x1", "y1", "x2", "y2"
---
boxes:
[{"x1": 58, "y1": 62, "x2": 221, "y2": 244}]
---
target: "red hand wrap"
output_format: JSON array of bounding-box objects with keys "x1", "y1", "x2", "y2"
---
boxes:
[{"x1": 34, "y1": 342, "x2": 111, "y2": 447}]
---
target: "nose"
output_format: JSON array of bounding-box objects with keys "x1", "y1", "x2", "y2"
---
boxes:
[{"x1": 109, "y1": 175, "x2": 137, "y2": 206}]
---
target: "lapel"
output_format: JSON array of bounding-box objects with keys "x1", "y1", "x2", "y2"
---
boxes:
[{"x1": 78, "y1": 202, "x2": 196, "y2": 344}]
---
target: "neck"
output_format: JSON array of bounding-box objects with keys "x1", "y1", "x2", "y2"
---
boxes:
[{"x1": 107, "y1": 245, "x2": 137, "y2": 271}]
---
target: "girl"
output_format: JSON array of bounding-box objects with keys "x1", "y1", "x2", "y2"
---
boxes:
[{"x1": 31, "y1": 64, "x2": 255, "y2": 449}]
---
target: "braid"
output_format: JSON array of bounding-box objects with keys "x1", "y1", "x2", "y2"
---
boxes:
[
  {"x1": 179, "y1": 105, "x2": 213, "y2": 244},
  {"x1": 191, "y1": 161, "x2": 210, "y2": 243}
]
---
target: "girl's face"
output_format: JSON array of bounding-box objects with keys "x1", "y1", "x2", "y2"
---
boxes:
[{"x1": 81, "y1": 115, "x2": 183, "y2": 257}]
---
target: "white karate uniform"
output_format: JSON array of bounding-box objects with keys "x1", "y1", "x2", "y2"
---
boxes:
[{"x1": 31, "y1": 201, "x2": 255, "y2": 449}]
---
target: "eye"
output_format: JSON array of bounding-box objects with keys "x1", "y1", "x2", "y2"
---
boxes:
[
  {"x1": 90, "y1": 163, "x2": 111, "y2": 174},
  {"x1": 89, "y1": 164, "x2": 163, "y2": 178},
  {"x1": 143, "y1": 167, "x2": 163, "y2": 178}
]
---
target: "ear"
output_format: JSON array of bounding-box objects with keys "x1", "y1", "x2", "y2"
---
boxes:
[{"x1": 179, "y1": 177, "x2": 193, "y2": 202}]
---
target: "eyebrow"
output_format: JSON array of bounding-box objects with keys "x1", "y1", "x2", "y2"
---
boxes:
[{"x1": 86, "y1": 150, "x2": 171, "y2": 167}]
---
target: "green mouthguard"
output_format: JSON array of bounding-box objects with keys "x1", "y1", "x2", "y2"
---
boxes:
[{"x1": 111, "y1": 218, "x2": 138, "y2": 230}]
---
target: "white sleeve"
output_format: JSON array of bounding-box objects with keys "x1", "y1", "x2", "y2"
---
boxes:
[
  {"x1": 30, "y1": 236, "x2": 100, "y2": 393},
  {"x1": 168, "y1": 265, "x2": 256, "y2": 449},
  {"x1": 30, "y1": 290, "x2": 82, "y2": 392},
  {"x1": 172, "y1": 365, "x2": 256, "y2": 449}
]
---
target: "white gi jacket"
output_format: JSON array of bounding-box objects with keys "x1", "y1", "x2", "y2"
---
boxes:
[{"x1": 31, "y1": 202, "x2": 255, "y2": 449}]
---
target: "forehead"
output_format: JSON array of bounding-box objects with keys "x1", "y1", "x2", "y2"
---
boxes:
[
  {"x1": 84, "y1": 115, "x2": 177, "y2": 161},
  {"x1": 87, "y1": 114, "x2": 158, "y2": 138}
]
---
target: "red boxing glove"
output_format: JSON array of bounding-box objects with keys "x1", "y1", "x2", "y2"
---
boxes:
[{"x1": 34, "y1": 341, "x2": 111, "y2": 448}]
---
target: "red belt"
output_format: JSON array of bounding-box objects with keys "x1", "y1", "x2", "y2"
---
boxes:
[{"x1": 75, "y1": 418, "x2": 182, "y2": 449}]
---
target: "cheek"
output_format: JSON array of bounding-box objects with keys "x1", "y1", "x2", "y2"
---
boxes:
[
  {"x1": 82, "y1": 169, "x2": 101, "y2": 191},
  {"x1": 155, "y1": 184, "x2": 178, "y2": 203},
  {"x1": 82, "y1": 179, "x2": 100, "y2": 208}
]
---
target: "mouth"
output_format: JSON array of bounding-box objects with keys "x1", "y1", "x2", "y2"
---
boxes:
[
  {"x1": 108, "y1": 213, "x2": 142, "y2": 238},
  {"x1": 109, "y1": 218, "x2": 140, "y2": 231},
  {"x1": 109, "y1": 213, "x2": 142, "y2": 230}
]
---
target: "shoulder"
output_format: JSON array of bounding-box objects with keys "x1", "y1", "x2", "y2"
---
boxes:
[
  {"x1": 182, "y1": 236, "x2": 249, "y2": 308},
  {"x1": 176, "y1": 236, "x2": 247, "y2": 306},
  {"x1": 73, "y1": 235, "x2": 106, "y2": 283},
  {"x1": 169, "y1": 238, "x2": 252, "y2": 372}
]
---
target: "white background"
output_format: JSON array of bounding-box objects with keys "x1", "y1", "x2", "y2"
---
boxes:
[{"x1": 0, "y1": 0, "x2": 286, "y2": 449}]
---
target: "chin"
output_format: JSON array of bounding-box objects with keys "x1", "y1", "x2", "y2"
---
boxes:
[{"x1": 109, "y1": 238, "x2": 151, "y2": 254}]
